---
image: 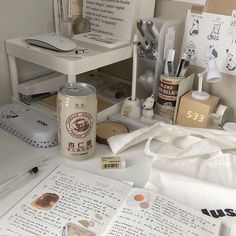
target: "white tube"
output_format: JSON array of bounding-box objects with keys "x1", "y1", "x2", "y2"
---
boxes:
[
  {"x1": 54, "y1": 0, "x2": 60, "y2": 35},
  {"x1": 131, "y1": 34, "x2": 138, "y2": 101}
]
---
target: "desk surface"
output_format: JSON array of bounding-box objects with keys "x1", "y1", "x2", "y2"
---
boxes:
[
  {"x1": 6, "y1": 36, "x2": 132, "y2": 76},
  {"x1": 0, "y1": 128, "x2": 152, "y2": 217}
]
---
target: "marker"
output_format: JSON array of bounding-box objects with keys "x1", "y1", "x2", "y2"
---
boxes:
[{"x1": 164, "y1": 49, "x2": 175, "y2": 77}]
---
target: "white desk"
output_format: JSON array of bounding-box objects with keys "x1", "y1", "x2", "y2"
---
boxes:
[
  {"x1": 5, "y1": 36, "x2": 132, "y2": 101},
  {"x1": 0, "y1": 128, "x2": 152, "y2": 217}
]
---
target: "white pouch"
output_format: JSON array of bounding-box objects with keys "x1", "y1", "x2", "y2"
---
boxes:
[{"x1": 144, "y1": 128, "x2": 236, "y2": 236}]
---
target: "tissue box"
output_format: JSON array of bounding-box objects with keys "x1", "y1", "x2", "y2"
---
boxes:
[{"x1": 176, "y1": 91, "x2": 219, "y2": 128}]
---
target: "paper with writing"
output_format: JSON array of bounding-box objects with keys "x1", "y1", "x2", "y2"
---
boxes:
[
  {"x1": 74, "y1": 0, "x2": 136, "y2": 47},
  {"x1": 83, "y1": 0, "x2": 135, "y2": 40},
  {"x1": 0, "y1": 166, "x2": 131, "y2": 235},
  {"x1": 0, "y1": 166, "x2": 221, "y2": 236},
  {"x1": 104, "y1": 188, "x2": 221, "y2": 236}
]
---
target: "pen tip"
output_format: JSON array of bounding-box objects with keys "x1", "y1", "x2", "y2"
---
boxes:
[{"x1": 29, "y1": 167, "x2": 39, "y2": 174}]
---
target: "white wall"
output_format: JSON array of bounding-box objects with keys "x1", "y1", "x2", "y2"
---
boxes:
[{"x1": 0, "y1": 0, "x2": 54, "y2": 105}]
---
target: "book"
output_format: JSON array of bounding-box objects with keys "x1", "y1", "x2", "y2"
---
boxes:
[{"x1": 0, "y1": 165, "x2": 222, "y2": 236}]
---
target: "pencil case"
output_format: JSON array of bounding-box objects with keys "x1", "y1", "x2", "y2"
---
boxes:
[{"x1": 0, "y1": 103, "x2": 57, "y2": 148}]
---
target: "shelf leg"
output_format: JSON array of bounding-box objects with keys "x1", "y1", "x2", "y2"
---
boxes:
[
  {"x1": 8, "y1": 55, "x2": 20, "y2": 101},
  {"x1": 67, "y1": 75, "x2": 76, "y2": 83}
]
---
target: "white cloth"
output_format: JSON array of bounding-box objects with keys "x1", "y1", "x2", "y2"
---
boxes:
[
  {"x1": 142, "y1": 124, "x2": 236, "y2": 236},
  {"x1": 108, "y1": 123, "x2": 236, "y2": 235},
  {"x1": 108, "y1": 122, "x2": 236, "y2": 154}
]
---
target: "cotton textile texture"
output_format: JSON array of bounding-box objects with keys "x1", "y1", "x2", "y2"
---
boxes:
[{"x1": 108, "y1": 123, "x2": 236, "y2": 235}]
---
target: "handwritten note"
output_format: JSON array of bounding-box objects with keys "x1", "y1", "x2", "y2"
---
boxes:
[
  {"x1": 0, "y1": 166, "x2": 221, "y2": 236},
  {"x1": 83, "y1": 0, "x2": 136, "y2": 40},
  {"x1": 104, "y1": 188, "x2": 221, "y2": 236},
  {"x1": 0, "y1": 166, "x2": 131, "y2": 236}
]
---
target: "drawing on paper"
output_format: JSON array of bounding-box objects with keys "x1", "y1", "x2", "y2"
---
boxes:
[
  {"x1": 204, "y1": 45, "x2": 218, "y2": 63},
  {"x1": 184, "y1": 41, "x2": 197, "y2": 62},
  {"x1": 190, "y1": 18, "x2": 200, "y2": 36},
  {"x1": 226, "y1": 49, "x2": 236, "y2": 71},
  {"x1": 207, "y1": 23, "x2": 221, "y2": 41}
]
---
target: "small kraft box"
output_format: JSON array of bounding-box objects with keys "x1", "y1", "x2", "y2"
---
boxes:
[{"x1": 176, "y1": 91, "x2": 219, "y2": 128}]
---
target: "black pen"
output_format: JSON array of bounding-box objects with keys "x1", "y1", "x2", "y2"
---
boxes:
[
  {"x1": 178, "y1": 55, "x2": 191, "y2": 77},
  {"x1": 164, "y1": 49, "x2": 175, "y2": 77},
  {"x1": 176, "y1": 53, "x2": 189, "y2": 77},
  {"x1": 0, "y1": 166, "x2": 39, "y2": 199}
]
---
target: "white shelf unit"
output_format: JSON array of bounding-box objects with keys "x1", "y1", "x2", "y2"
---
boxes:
[{"x1": 5, "y1": 35, "x2": 133, "y2": 102}]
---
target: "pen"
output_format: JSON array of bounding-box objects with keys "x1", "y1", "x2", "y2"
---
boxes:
[
  {"x1": 61, "y1": 225, "x2": 67, "y2": 236},
  {"x1": 164, "y1": 49, "x2": 175, "y2": 77},
  {"x1": 0, "y1": 156, "x2": 49, "y2": 186},
  {"x1": 176, "y1": 53, "x2": 189, "y2": 77},
  {"x1": 178, "y1": 55, "x2": 191, "y2": 77},
  {"x1": 0, "y1": 166, "x2": 39, "y2": 199}
]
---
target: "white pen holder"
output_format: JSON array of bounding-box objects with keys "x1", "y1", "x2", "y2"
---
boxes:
[{"x1": 121, "y1": 97, "x2": 141, "y2": 120}]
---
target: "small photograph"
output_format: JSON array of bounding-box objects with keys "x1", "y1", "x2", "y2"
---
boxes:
[
  {"x1": 31, "y1": 192, "x2": 59, "y2": 210},
  {"x1": 61, "y1": 223, "x2": 96, "y2": 236}
]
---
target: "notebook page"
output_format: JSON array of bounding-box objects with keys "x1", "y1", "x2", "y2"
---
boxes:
[
  {"x1": 0, "y1": 165, "x2": 131, "y2": 236},
  {"x1": 104, "y1": 188, "x2": 221, "y2": 236}
]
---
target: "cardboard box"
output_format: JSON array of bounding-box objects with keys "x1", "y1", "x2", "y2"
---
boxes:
[{"x1": 176, "y1": 91, "x2": 219, "y2": 128}]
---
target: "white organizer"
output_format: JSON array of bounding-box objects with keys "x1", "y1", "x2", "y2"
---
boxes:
[{"x1": 6, "y1": 36, "x2": 133, "y2": 102}]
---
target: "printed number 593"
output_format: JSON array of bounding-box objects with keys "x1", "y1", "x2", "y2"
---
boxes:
[{"x1": 186, "y1": 110, "x2": 205, "y2": 122}]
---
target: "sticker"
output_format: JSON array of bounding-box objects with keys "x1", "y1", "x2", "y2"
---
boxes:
[{"x1": 229, "y1": 10, "x2": 236, "y2": 34}]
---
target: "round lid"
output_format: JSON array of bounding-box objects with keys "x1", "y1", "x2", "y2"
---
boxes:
[{"x1": 59, "y1": 83, "x2": 96, "y2": 97}]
